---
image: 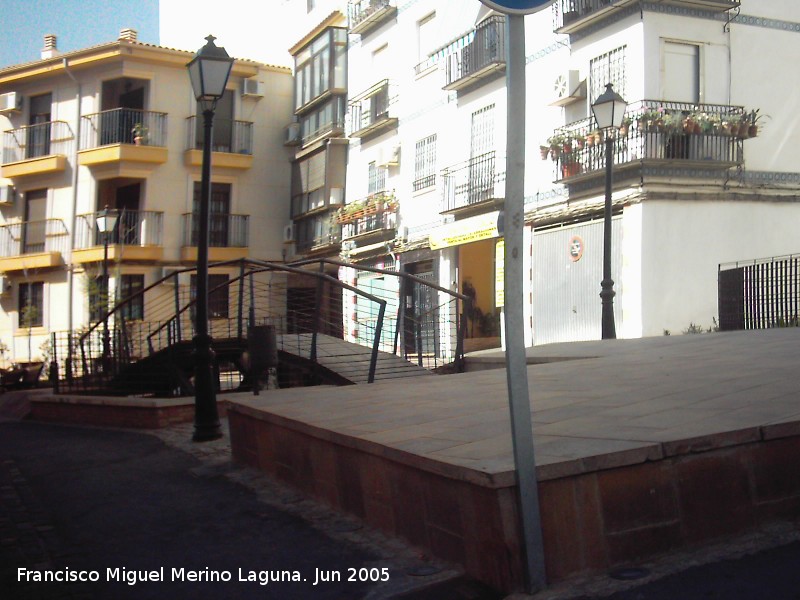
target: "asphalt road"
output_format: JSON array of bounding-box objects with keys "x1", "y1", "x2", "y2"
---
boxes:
[{"x1": 0, "y1": 421, "x2": 502, "y2": 600}]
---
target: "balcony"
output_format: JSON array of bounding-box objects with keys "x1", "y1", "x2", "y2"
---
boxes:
[
  {"x1": 184, "y1": 117, "x2": 254, "y2": 169},
  {"x1": 71, "y1": 210, "x2": 164, "y2": 264},
  {"x1": 553, "y1": 0, "x2": 740, "y2": 35},
  {"x1": 337, "y1": 191, "x2": 398, "y2": 242},
  {"x1": 180, "y1": 213, "x2": 250, "y2": 262},
  {"x1": 0, "y1": 219, "x2": 68, "y2": 272},
  {"x1": 547, "y1": 100, "x2": 750, "y2": 184},
  {"x1": 296, "y1": 225, "x2": 342, "y2": 256},
  {"x1": 1, "y1": 121, "x2": 73, "y2": 179},
  {"x1": 441, "y1": 151, "x2": 506, "y2": 216},
  {"x1": 347, "y1": 80, "x2": 398, "y2": 140},
  {"x1": 78, "y1": 109, "x2": 168, "y2": 177},
  {"x1": 443, "y1": 16, "x2": 506, "y2": 92},
  {"x1": 348, "y1": 0, "x2": 397, "y2": 36}
]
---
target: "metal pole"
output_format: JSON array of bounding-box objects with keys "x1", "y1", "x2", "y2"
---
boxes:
[
  {"x1": 102, "y1": 232, "x2": 110, "y2": 371},
  {"x1": 193, "y1": 108, "x2": 222, "y2": 442},
  {"x1": 504, "y1": 13, "x2": 547, "y2": 594},
  {"x1": 601, "y1": 134, "x2": 617, "y2": 340}
]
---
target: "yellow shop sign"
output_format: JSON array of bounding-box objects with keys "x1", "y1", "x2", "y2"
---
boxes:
[{"x1": 429, "y1": 211, "x2": 501, "y2": 250}]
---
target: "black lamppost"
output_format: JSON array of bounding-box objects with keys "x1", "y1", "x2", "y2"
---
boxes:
[
  {"x1": 96, "y1": 206, "x2": 118, "y2": 370},
  {"x1": 186, "y1": 35, "x2": 234, "y2": 442},
  {"x1": 591, "y1": 83, "x2": 627, "y2": 340}
]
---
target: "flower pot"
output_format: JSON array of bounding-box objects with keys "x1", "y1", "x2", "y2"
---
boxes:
[
  {"x1": 748, "y1": 124, "x2": 758, "y2": 138},
  {"x1": 540, "y1": 145, "x2": 550, "y2": 160},
  {"x1": 561, "y1": 163, "x2": 582, "y2": 178}
]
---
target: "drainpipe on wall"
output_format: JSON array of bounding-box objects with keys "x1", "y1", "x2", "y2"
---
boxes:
[{"x1": 62, "y1": 58, "x2": 81, "y2": 360}]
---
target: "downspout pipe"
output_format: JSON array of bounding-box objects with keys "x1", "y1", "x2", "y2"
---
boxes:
[{"x1": 63, "y1": 58, "x2": 81, "y2": 360}]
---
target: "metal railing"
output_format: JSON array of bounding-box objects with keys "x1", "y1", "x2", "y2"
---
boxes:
[
  {"x1": 80, "y1": 109, "x2": 167, "y2": 149},
  {"x1": 296, "y1": 226, "x2": 342, "y2": 254},
  {"x1": 553, "y1": 0, "x2": 739, "y2": 31},
  {"x1": 185, "y1": 116, "x2": 253, "y2": 154},
  {"x1": 74, "y1": 210, "x2": 164, "y2": 249},
  {"x1": 339, "y1": 192, "x2": 398, "y2": 239},
  {"x1": 549, "y1": 100, "x2": 746, "y2": 182},
  {"x1": 348, "y1": 0, "x2": 394, "y2": 31},
  {"x1": 719, "y1": 255, "x2": 800, "y2": 331},
  {"x1": 181, "y1": 213, "x2": 249, "y2": 248},
  {"x1": 441, "y1": 151, "x2": 506, "y2": 213},
  {"x1": 347, "y1": 80, "x2": 396, "y2": 138},
  {"x1": 0, "y1": 219, "x2": 69, "y2": 257},
  {"x1": 2, "y1": 121, "x2": 74, "y2": 164},
  {"x1": 444, "y1": 15, "x2": 506, "y2": 89},
  {"x1": 49, "y1": 258, "x2": 469, "y2": 396}
]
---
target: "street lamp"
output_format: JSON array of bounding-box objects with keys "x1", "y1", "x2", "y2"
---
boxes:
[
  {"x1": 186, "y1": 35, "x2": 234, "y2": 442},
  {"x1": 591, "y1": 83, "x2": 627, "y2": 340},
  {"x1": 96, "y1": 206, "x2": 118, "y2": 371}
]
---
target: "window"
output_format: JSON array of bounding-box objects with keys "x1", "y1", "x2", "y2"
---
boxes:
[
  {"x1": 294, "y1": 28, "x2": 347, "y2": 112},
  {"x1": 119, "y1": 275, "x2": 144, "y2": 321},
  {"x1": 417, "y1": 12, "x2": 437, "y2": 63},
  {"x1": 663, "y1": 42, "x2": 700, "y2": 104},
  {"x1": 368, "y1": 161, "x2": 386, "y2": 194},
  {"x1": 413, "y1": 134, "x2": 437, "y2": 191},
  {"x1": 191, "y1": 273, "x2": 229, "y2": 319},
  {"x1": 299, "y1": 96, "x2": 345, "y2": 143},
  {"x1": 590, "y1": 46, "x2": 627, "y2": 105},
  {"x1": 292, "y1": 151, "x2": 327, "y2": 216},
  {"x1": 23, "y1": 189, "x2": 47, "y2": 254},
  {"x1": 296, "y1": 214, "x2": 339, "y2": 252},
  {"x1": 18, "y1": 282, "x2": 44, "y2": 328},
  {"x1": 192, "y1": 182, "x2": 231, "y2": 247}
]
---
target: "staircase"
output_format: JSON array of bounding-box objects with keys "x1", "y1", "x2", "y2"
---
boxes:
[{"x1": 49, "y1": 258, "x2": 468, "y2": 397}]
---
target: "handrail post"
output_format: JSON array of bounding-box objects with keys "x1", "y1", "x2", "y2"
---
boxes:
[
  {"x1": 394, "y1": 277, "x2": 405, "y2": 355},
  {"x1": 237, "y1": 260, "x2": 245, "y2": 340},
  {"x1": 310, "y1": 261, "x2": 325, "y2": 363},
  {"x1": 249, "y1": 268, "x2": 256, "y2": 327},
  {"x1": 173, "y1": 271, "x2": 182, "y2": 343},
  {"x1": 368, "y1": 299, "x2": 386, "y2": 383}
]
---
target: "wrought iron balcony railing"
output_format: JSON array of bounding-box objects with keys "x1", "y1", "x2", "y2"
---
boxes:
[
  {"x1": 0, "y1": 219, "x2": 69, "y2": 257},
  {"x1": 348, "y1": 0, "x2": 396, "y2": 35},
  {"x1": 74, "y1": 210, "x2": 164, "y2": 249},
  {"x1": 337, "y1": 192, "x2": 398, "y2": 239},
  {"x1": 2, "y1": 121, "x2": 74, "y2": 164},
  {"x1": 185, "y1": 116, "x2": 254, "y2": 154},
  {"x1": 547, "y1": 100, "x2": 748, "y2": 183},
  {"x1": 347, "y1": 80, "x2": 397, "y2": 140},
  {"x1": 553, "y1": 0, "x2": 741, "y2": 34},
  {"x1": 441, "y1": 151, "x2": 506, "y2": 214},
  {"x1": 80, "y1": 109, "x2": 167, "y2": 149},
  {"x1": 181, "y1": 213, "x2": 249, "y2": 248},
  {"x1": 444, "y1": 16, "x2": 506, "y2": 91}
]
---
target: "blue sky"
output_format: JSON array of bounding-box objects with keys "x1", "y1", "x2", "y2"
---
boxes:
[{"x1": 0, "y1": 0, "x2": 159, "y2": 68}]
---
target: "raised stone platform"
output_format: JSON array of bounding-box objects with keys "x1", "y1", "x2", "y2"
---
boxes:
[{"x1": 226, "y1": 329, "x2": 800, "y2": 593}]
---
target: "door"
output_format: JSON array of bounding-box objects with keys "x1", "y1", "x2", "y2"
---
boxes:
[
  {"x1": 196, "y1": 90, "x2": 233, "y2": 151},
  {"x1": 193, "y1": 182, "x2": 231, "y2": 247},
  {"x1": 403, "y1": 260, "x2": 438, "y2": 360},
  {"x1": 118, "y1": 87, "x2": 144, "y2": 144},
  {"x1": 27, "y1": 94, "x2": 52, "y2": 158},
  {"x1": 23, "y1": 190, "x2": 47, "y2": 254},
  {"x1": 469, "y1": 104, "x2": 495, "y2": 204},
  {"x1": 115, "y1": 184, "x2": 141, "y2": 245},
  {"x1": 663, "y1": 42, "x2": 700, "y2": 103}
]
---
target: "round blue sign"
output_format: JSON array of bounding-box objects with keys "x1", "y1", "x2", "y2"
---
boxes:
[{"x1": 479, "y1": 0, "x2": 554, "y2": 14}]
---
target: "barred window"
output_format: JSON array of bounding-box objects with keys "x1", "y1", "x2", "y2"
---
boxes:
[
  {"x1": 19, "y1": 282, "x2": 44, "y2": 328},
  {"x1": 368, "y1": 161, "x2": 386, "y2": 194},
  {"x1": 413, "y1": 134, "x2": 437, "y2": 191},
  {"x1": 590, "y1": 46, "x2": 627, "y2": 105}
]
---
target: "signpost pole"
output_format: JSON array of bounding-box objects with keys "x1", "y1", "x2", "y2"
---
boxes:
[{"x1": 503, "y1": 12, "x2": 547, "y2": 593}]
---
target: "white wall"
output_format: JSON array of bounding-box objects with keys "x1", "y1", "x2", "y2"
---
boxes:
[{"x1": 639, "y1": 200, "x2": 800, "y2": 336}]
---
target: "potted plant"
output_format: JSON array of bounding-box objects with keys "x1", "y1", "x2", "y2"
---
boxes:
[{"x1": 131, "y1": 123, "x2": 149, "y2": 145}]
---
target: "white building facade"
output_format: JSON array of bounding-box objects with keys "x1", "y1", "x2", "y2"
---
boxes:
[
  {"x1": 341, "y1": 0, "x2": 800, "y2": 348},
  {"x1": 0, "y1": 31, "x2": 292, "y2": 364}
]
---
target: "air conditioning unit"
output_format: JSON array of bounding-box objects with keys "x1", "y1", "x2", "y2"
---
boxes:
[
  {"x1": 0, "y1": 275, "x2": 9, "y2": 297},
  {"x1": 551, "y1": 70, "x2": 586, "y2": 107},
  {"x1": 283, "y1": 222, "x2": 296, "y2": 243},
  {"x1": 0, "y1": 92, "x2": 21, "y2": 114},
  {"x1": 378, "y1": 145, "x2": 401, "y2": 167},
  {"x1": 284, "y1": 122, "x2": 301, "y2": 146},
  {"x1": 0, "y1": 185, "x2": 15, "y2": 205},
  {"x1": 241, "y1": 78, "x2": 264, "y2": 98}
]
